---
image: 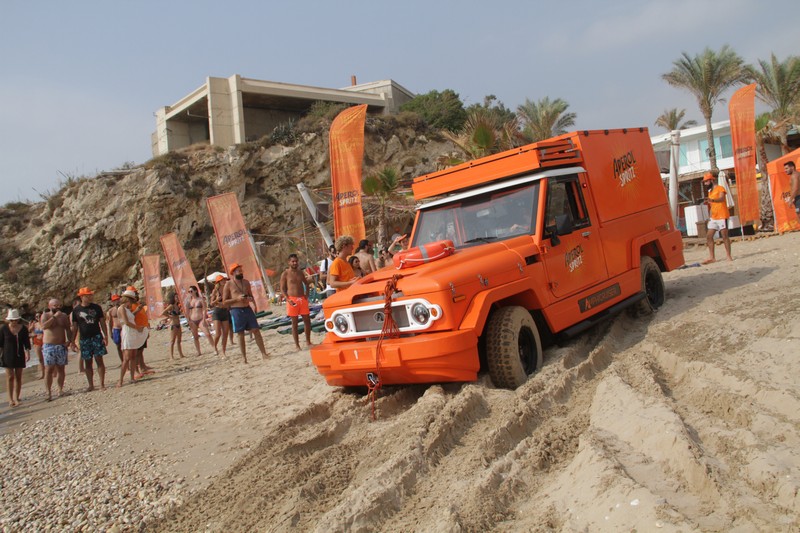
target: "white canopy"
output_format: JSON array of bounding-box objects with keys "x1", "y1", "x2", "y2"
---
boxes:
[{"x1": 161, "y1": 272, "x2": 228, "y2": 288}]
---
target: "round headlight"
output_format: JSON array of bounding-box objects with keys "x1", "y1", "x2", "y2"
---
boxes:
[
  {"x1": 334, "y1": 315, "x2": 349, "y2": 334},
  {"x1": 411, "y1": 303, "x2": 430, "y2": 325}
]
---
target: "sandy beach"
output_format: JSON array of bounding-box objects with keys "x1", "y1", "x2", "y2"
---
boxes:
[{"x1": 2, "y1": 233, "x2": 799, "y2": 532}]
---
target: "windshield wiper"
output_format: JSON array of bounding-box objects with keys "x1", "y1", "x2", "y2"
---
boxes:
[{"x1": 464, "y1": 236, "x2": 498, "y2": 244}]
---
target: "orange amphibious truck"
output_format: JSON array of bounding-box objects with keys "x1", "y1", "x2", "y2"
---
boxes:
[{"x1": 311, "y1": 128, "x2": 684, "y2": 389}]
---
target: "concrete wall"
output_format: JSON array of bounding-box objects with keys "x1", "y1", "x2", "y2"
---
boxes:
[
  {"x1": 207, "y1": 76, "x2": 243, "y2": 148},
  {"x1": 243, "y1": 107, "x2": 301, "y2": 141}
]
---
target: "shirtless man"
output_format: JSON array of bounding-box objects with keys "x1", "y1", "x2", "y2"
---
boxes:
[
  {"x1": 280, "y1": 254, "x2": 313, "y2": 350},
  {"x1": 355, "y1": 239, "x2": 378, "y2": 275},
  {"x1": 107, "y1": 294, "x2": 123, "y2": 362},
  {"x1": 40, "y1": 298, "x2": 72, "y2": 400},
  {"x1": 222, "y1": 263, "x2": 268, "y2": 363},
  {"x1": 786, "y1": 161, "x2": 800, "y2": 214}
]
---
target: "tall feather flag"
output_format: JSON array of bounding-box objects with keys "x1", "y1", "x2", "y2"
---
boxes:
[
  {"x1": 159, "y1": 233, "x2": 200, "y2": 312},
  {"x1": 729, "y1": 84, "x2": 759, "y2": 225},
  {"x1": 141, "y1": 254, "x2": 164, "y2": 320},
  {"x1": 766, "y1": 149, "x2": 800, "y2": 233},
  {"x1": 329, "y1": 104, "x2": 367, "y2": 242},
  {"x1": 206, "y1": 192, "x2": 270, "y2": 312}
]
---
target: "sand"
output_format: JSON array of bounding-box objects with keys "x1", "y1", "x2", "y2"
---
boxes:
[{"x1": 2, "y1": 232, "x2": 799, "y2": 532}]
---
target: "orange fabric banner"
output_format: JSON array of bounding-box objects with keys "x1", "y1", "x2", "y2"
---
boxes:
[
  {"x1": 729, "y1": 84, "x2": 759, "y2": 225},
  {"x1": 159, "y1": 233, "x2": 200, "y2": 312},
  {"x1": 206, "y1": 192, "x2": 270, "y2": 312},
  {"x1": 766, "y1": 148, "x2": 800, "y2": 233},
  {"x1": 329, "y1": 104, "x2": 367, "y2": 242},
  {"x1": 141, "y1": 254, "x2": 164, "y2": 320}
]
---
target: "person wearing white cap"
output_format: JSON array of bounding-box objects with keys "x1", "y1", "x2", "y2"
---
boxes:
[
  {"x1": 2, "y1": 309, "x2": 31, "y2": 407},
  {"x1": 116, "y1": 290, "x2": 149, "y2": 387}
]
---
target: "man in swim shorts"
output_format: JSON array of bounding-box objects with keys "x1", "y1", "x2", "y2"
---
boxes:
[
  {"x1": 107, "y1": 294, "x2": 123, "y2": 362},
  {"x1": 280, "y1": 253, "x2": 313, "y2": 350},
  {"x1": 70, "y1": 287, "x2": 108, "y2": 391},
  {"x1": 41, "y1": 298, "x2": 72, "y2": 400},
  {"x1": 222, "y1": 263, "x2": 268, "y2": 363}
]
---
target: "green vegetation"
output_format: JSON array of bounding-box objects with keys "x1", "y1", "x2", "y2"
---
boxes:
[
  {"x1": 517, "y1": 97, "x2": 576, "y2": 143},
  {"x1": 270, "y1": 119, "x2": 297, "y2": 145},
  {"x1": 400, "y1": 89, "x2": 467, "y2": 132},
  {"x1": 746, "y1": 53, "x2": 800, "y2": 155}
]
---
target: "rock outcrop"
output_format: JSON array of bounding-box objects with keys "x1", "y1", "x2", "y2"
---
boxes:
[{"x1": 0, "y1": 115, "x2": 453, "y2": 311}]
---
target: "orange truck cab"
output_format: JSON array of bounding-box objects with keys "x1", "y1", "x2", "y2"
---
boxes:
[{"x1": 311, "y1": 128, "x2": 684, "y2": 389}]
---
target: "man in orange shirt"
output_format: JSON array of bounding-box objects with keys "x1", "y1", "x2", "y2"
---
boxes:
[
  {"x1": 328, "y1": 235, "x2": 359, "y2": 292},
  {"x1": 702, "y1": 172, "x2": 733, "y2": 264}
]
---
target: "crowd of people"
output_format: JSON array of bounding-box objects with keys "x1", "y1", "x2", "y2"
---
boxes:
[{"x1": 2, "y1": 232, "x2": 410, "y2": 408}]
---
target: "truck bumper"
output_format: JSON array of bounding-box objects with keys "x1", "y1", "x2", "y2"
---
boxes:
[{"x1": 310, "y1": 329, "x2": 480, "y2": 387}]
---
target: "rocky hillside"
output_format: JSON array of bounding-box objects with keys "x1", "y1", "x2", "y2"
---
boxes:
[{"x1": 0, "y1": 114, "x2": 454, "y2": 312}]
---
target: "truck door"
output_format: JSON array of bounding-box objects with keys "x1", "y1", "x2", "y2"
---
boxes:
[{"x1": 542, "y1": 174, "x2": 608, "y2": 298}]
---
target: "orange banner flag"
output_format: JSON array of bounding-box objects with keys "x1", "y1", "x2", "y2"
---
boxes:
[
  {"x1": 766, "y1": 148, "x2": 800, "y2": 233},
  {"x1": 329, "y1": 104, "x2": 367, "y2": 242},
  {"x1": 729, "y1": 84, "x2": 759, "y2": 225},
  {"x1": 159, "y1": 233, "x2": 200, "y2": 312},
  {"x1": 206, "y1": 192, "x2": 270, "y2": 312},
  {"x1": 141, "y1": 254, "x2": 165, "y2": 320}
]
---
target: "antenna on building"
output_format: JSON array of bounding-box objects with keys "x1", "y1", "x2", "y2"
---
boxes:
[{"x1": 351, "y1": 75, "x2": 357, "y2": 86}]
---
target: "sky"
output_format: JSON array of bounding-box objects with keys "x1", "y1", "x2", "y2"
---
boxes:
[{"x1": 1, "y1": 0, "x2": 798, "y2": 205}]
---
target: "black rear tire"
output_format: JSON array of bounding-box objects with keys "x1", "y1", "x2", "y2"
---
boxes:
[
  {"x1": 485, "y1": 306, "x2": 542, "y2": 389},
  {"x1": 629, "y1": 256, "x2": 665, "y2": 317}
]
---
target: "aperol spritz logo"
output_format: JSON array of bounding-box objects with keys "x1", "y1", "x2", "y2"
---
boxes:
[
  {"x1": 565, "y1": 244, "x2": 584, "y2": 272},
  {"x1": 613, "y1": 151, "x2": 638, "y2": 187}
]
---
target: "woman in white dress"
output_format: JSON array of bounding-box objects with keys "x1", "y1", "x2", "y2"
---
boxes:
[{"x1": 117, "y1": 290, "x2": 149, "y2": 387}]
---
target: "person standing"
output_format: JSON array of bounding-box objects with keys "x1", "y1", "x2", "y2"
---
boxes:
[
  {"x1": 117, "y1": 290, "x2": 149, "y2": 387},
  {"x1": 41, "y1": 298, "x2": 71, "y2": 400},
  {"x1": 355, "y1": 239, "x2": 378, "y2": 275},
  {"x1": 28, "y1": 312, "x2": 45, "y2": 379},
  {"x1": 328, "y1": 236, "x2": 359, "y2": 292},
  {"x1": 348, "y1": 255, "x2": 365, "y2": 278},
  {"x1": 785, "y1": 161, "x2": 800, "y2": 214},
  {"x1": 70, "y1": 287, "x2": 108, "y2": 391},
  {"x1": 127, "y1": 287, "x2": 154, "y2": 376},
  {"x1": 222, "y1": 263, "x2": 268, "y2": 363},
  {"x1": 702, "y1": 172, "x2": 733, "y2": 264},
  {"x1": 161, "y1": 292, "x2": 185, "y2": 360},
  {"x1": 318, "y1": 244, "x2": 337, "y2": 298},
  {"x1": 280, "y1": 254, "x2": 313, "y2": 350},
  {"x1": 183, "y1": 285, "x2": 217, "y2": 357},
  {"x1": 209, "y1": 275, "x2": 231, "y2": 357},
  {"x1": 106, "y1": 294, "x2": 123, "y2": 362},
  {"x1": 2, "y1": 310, "x2": 30, "y2": 407}
]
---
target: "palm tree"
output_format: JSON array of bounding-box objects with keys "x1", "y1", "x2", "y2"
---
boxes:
[
  {"x1": 362, "y1": 167, "x2": 408, "y2": 247},
  {"x1": 517, "y1": 97, "x2": 576, "y2": 143},
  {"x1": 746, "y1": 53, "x2": 800, "y2": 155},
  {"x1": 755, "y1": 113, "x2": 781, "y2": 229},
  {"x1": 442, "y1": 108, "x2": 520, "y2": 162},
  {"x1": 662, "y1": 46, "x2": 749, "y2": 172},
  {"x1": 654, "y1": 108, "x2": 698, "y2": 131}
]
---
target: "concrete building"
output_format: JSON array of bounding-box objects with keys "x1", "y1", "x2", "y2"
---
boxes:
[{"x1": 152, "y1": 75, "x2": 415, "y2": 156}]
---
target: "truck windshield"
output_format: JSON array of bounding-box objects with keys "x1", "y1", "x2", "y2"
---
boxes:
[{"x1": 413, "y1": 182, "x2": 540, "y2": 249}]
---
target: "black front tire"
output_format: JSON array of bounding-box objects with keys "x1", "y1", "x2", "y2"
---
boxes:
[{"x1": 485, "y1": 306, "x2": 542, "y2": 389}]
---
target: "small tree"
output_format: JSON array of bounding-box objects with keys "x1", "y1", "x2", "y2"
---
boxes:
[
  {"x1": 746, "y1": 53, "x2": 800, "y2": 155},
  {"x1": 654, "y1": 108, "x2": 698, "y2": 131},
  {"x1": 363, "y1": 167, "x2": 405, "y2": 247},
  {"x1": 443, "y1": 108, "x2": 520, "y2": 162},
  {"x1": 516, "y1": 97, "x2": 576, "y2": 143}
]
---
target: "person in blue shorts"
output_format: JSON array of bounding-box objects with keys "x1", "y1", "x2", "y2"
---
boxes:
[{"x1": 222, "y1": 263, "x2": 268, "y2": 363}]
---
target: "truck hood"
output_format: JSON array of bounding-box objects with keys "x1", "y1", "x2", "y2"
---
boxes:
[{"x1": 324, "y1": 237, "x2": 542, "y2": 308}]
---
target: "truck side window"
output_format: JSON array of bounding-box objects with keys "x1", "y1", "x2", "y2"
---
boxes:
[{"x1": 545, "y1": 176, "x2": 590, "y2": 231}]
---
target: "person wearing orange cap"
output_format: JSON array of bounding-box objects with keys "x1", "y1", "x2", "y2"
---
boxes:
[
  {"x1": 106, "y1": 294, "x2": 123, "y2": 362},
  {"x1": 70, "y1": 287, "x2": 108, "y2": 391},
  {"x1": 702, "y1": 171, "x2": 733, "y2": 264},
  {"x1": 209, "y1": 274, "x2": 232, "y2": 356},
  {"x1": 222, "y1": 263, "x2": 268, "y2": 362}
]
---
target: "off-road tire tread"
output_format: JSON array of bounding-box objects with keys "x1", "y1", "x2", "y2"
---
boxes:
[{"x1": 485, "y1": 306, "x2": 542, "y2": 389}]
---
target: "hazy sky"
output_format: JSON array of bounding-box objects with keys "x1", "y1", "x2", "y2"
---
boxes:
[{"x1": 1, "y1": 0, "x2": 797, "y2": 204}]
